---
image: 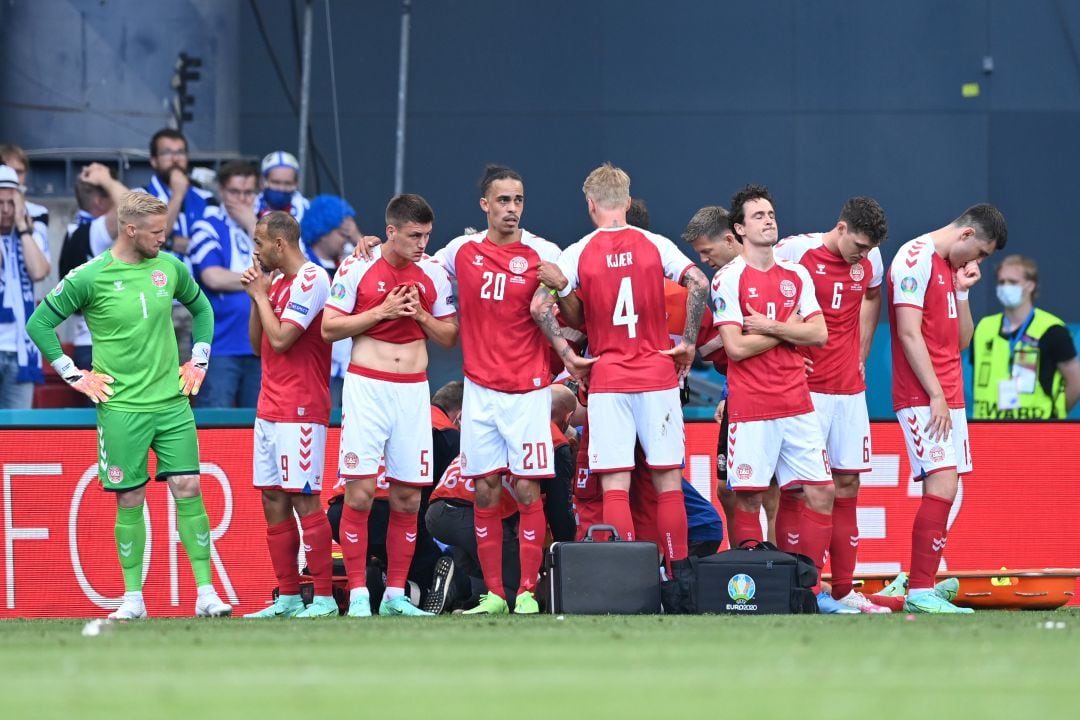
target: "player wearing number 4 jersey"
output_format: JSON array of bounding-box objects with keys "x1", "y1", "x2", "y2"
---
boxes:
[
  {"x1": 711, "y1": 185, "x2": 849, "y2": 613},
  {"x1": 532, "y1": 163, "x2": 709, "y2": 613},
  {"x1": 888, "y1": 203, "x2": 1007, "y2": 614},
  {"x1": 26, "y1": 191, "x2": 231, "y2": 619},
  {"x1": 240, "y1": 212, "x2": 336, "y2": 619},
  {"x1": 773, "y1": 197, "x2": 890, "y2": 613},
  {"x1": 430, "y1": 166, "x2": 562, "y2": 616},
  {"x1": 323, "y1": 194, "x2": 458, "y2": 618}
]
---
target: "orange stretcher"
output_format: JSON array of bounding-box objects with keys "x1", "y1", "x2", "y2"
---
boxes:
[{"x1": 845, "y1": 569, "x2": 1080, "y2": 610}]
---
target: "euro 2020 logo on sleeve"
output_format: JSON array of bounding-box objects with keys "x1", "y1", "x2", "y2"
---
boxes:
[{"x1": 726, "y1": 573, "x2": 758, "y2": 611}]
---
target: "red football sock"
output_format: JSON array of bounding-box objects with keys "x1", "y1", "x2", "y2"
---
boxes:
[
  {"x1": 909, "y1": 493, "x2": 952, "y2": 590},
  {"x1": 386, "y1": 509, "x2": 419, "y2": 590},
  {"x1": 602, "y1": 489, "x2": 635, "y2": 541},
  {"x1": 775, "y1": 490, "x2": 803, "y2": 553},
  {"x1": 299, "y1": 511, "x2": 334, "y2": 596},
  {"x1": 339, "y1": 504, "x2": 369, "y2": 591},
  {"x1": 829, "y1": 496, "x2": 859, "y2": 599},
  {"x1": 517, "y1": 501, "x2": 546, "y2": 594},
  {"x1": 473, "y1": 504, "x2": 505, "y2": 599},
  {"x1": 657, "y1": 490, "x2": 689, "y2": 570},
  {"x1": 266, "y1": 518, "x2": 300, "y2": 596},
  {"x1": 732, "y1": 508, "x2": 763, "y2": 546},
  {"x1": 798, "y1": 505, "x2": 833, "y2": 594},
  {"x1": 869, "y1": 594, "x2": 905, "y2": 612}
]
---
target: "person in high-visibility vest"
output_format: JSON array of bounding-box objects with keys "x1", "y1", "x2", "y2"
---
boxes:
[{"x1": 971, "y1": 255, "x2": 1080, "y2": 420}]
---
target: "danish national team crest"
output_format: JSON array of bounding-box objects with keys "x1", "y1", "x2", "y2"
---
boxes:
[
  {"x1": 106, "y1": 465, "x2": 124, "y2": 484},
  {"x1": 930, "y1": 446, "x2": 945, "y2": 463},
  {"x1": 849, "y1": 264, "x2": 865, "y2": 282},
  {"x1": 151, "y1": 270, "x2": 168, "y2": 287},
  {"x1": 735, "y1": 463, "x2": 753, "y2": 481},
  {"x1": 343, "y1": 452, "x2": 359, "y2": 470},
  {"x1": 779, "y1": 279, "x2": 797, "y2": 298},
  {"x1": 508, "y1": 256, "x2": 529, "y2": 275}
]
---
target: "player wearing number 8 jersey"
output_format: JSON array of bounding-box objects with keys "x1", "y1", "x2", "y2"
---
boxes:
[
  {"x1": 322, "y1": 194, "x2": 458, "y2": 618},
  {"x1": 887, "y1": 203, "x2": 1007, "y2": 613},
  {"x1": 773, "y1": 197, "x2": 889, "y2": 612},
  {"x1": 26, "y1": 191, "x2": 231, "y2": 619},
  {"x1": 432, "y1": 166, "x2": 561, "y2": 616},
  {"x1": 711, "y1": 185, "x2": 845, "y2": 612},
  {"x1": 532, "y1": 163, "x2": 709, "y2": 612}
]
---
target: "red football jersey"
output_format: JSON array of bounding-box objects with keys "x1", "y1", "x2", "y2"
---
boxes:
[
  {"x1": 430, "y1": 456, "x2": 519, "y2": 518},
  {"x1": 557, "y1": 226, "x2": 694, "y2": 393},
  {"x1": 664, "y1": 279, "x2": 726, "y2": 371},
  {"x1": 327, "y1": 248, "x2": 455, "y2": 344},
  {"x1": 888, "y1": 235, "x2": 964, "y2": 410},
  {"x1": 256, "y1": 262, "x2": 332, "y2": 425},
  {"x1": 435, "y1": 230, "x2": 561, "y2": 392},
  {"x1": 711, "y1": 257, "x2": 823, "y2": 421},
  {"x1": 774, "y1": 233, "x2": 883, "y2": 394}
]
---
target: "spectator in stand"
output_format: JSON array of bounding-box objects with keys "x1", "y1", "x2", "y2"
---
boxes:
[
  {"x1": 57, "y1": 164, "x2": 128, "y2": 378},
  {"x1": 0, "y1": 145, "x2": 49, "y2": 250},
  {"x1": 0, "y1": 164, "x2": 49, "y2": 407},
  {"x1": 256, "y1": 151, "x2": 308, "y2": 223},
  {"x1": 970, "y1": 255, "x2": 1080, "y2": 419},
  {"x1": 187, "y1": 161, "x2": 261, "y2": 407},
  {"x1": 301, "y1": 194, "x2": 360, "y2": 406},
  {"x1": 142, "y1": 128, "x2": 219, "y2": 363}
]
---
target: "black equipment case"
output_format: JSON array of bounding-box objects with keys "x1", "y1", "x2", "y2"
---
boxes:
[{"x1": 543, "y1": 525, "x2": 662, "y2": 614}]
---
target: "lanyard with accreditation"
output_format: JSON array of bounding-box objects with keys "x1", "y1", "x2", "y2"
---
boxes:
[{"x1": 998, "y1": 308, "x2": 1037, "y2": 410}]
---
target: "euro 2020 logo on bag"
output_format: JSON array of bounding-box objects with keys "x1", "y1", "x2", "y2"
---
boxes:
[{"x1": 726, "y1": 573, "x2": 758, "y2": 611}]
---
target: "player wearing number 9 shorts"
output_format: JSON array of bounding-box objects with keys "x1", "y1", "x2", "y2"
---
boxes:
[
  {"x1": 243, "y1": 211, "x2": 336, "y2": 618},
  {"x1": 773, "y1": 197, "x2": 889, "y2": 612},
  {"x1": 533, "y1": 163, "x2": 710, "y2": 613},
  {"x1": 432, "y1": 166, "x2": 562, "y2": 616},
  {"x1": 322, "y1": 194, "x2": 459, "y2": 617}
]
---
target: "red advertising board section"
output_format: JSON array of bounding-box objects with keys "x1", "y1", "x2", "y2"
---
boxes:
[{"x1": 1, "y1": 422, "x2": 1077, "y2": 617}]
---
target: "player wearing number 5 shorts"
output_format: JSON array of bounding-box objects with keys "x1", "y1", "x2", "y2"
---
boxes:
[
  {"x1": 532, "y1": 163, "x2": 710, "y2": 613},
  {"x1": 711, "y1": 185, "x2": 845, "y2": 613},
  {"x1": 773, "y1": 197, "x2": 890, "y2": 613},
  {"x1": 322, "y1": 194, "x2": 458, "y2": 617},
  {"x1": 888, "y1": 204, "x2": 1007, "y2": 613},
  {"x1": 432, "y1": 166, "x2": 562, "y2": 616},
  {"x1": 240, "y1": 212, "x2": 336, "y2": 618},
  {"x1": 26, "y1": 191, "x2": 231, "y2": 620}
]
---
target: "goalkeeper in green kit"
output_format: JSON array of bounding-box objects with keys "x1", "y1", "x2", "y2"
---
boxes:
[{"x1": 27, "y1": 191, "x2": 231, "y2": 619}]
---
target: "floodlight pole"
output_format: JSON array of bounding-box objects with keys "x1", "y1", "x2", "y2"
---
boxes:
[
  {"x1": 394, "y1": 0, "x2": 412, "y2": 195},
  {"x1": 298, "y1": 0, "x2": 314, "y2": 193}
]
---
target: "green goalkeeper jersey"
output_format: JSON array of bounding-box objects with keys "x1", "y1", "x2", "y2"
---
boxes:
[{"x1": 33, "y1": 250, "x2": 209, "y2": 412}]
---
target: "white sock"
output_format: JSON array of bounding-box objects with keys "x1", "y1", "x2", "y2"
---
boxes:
[
  {"x1": 908, "y1": 587, "x2": 933, "y2": 596},
  {"x1": 350, "y1": 587, "x2": 370, "y2": 602},
  {"x1": 196, "y1": 584, "x2": 217, "y2": 598},
  {"x1": 122, "y1": 591, "x2": 144, "y2": 603},
  {"x1": 383, "y1": 586, "x2": 405, "y2": 601}
]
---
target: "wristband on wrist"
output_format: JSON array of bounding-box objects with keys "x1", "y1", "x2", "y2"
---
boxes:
[{"x1": 955, "y1": 289, "x2": 969, "y2": 301}]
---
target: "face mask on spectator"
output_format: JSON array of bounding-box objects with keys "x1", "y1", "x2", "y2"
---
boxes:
[{"x1": 262, "y1": 188, "x2": 292, "y2": 210}]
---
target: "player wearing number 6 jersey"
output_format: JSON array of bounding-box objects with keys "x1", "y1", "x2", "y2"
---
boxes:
[
  {"x1": 887, "y1": 203, "x2": 1007, "y2": 614},
  {"x1": 431, "y1": 166, "x2": 562, "y2": 616},
  {"x1": 26, "y1": 191, "x2": 231, "y2": 619},
  {"x1": 532, "y1": 163, "x2": 709, "y2": 612},
  {"x1": 323, "y1": 194, "x2": 458, "y2": 618},
  {"x1": 773, "y1": 197, "x2": 889, "y2": 613},
  {"x1": 711, "y1": 185, "x2": 846, "y2": 612},
  {"x1": 240, "y1": 212, "x2": 336, "y2": 618}
]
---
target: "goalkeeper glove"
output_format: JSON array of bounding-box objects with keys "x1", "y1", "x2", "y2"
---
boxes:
[
  {"x1": 179, "y1": 342, "x2": 211, "y2": 396},
  {"x1": 51, "y1": 355, "x2": 114, "y2": 404}
]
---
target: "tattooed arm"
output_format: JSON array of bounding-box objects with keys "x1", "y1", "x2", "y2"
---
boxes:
[{"x1": 531, "y1": 287, "x2": 597, "y2": 384}]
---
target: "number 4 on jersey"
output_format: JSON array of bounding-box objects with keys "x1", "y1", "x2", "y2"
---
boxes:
[{"x1": 612, "y1": 276, "x2": 639, "y2": 339}]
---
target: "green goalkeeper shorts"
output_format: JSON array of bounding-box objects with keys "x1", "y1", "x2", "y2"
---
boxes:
[{"x1": 96, "y1": 401, "x2": 200, "y2": 491}]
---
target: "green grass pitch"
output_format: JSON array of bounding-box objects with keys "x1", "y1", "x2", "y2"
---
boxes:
[{"x1": 2, "y1": 610, "x2": 1077, "y2": 719}]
